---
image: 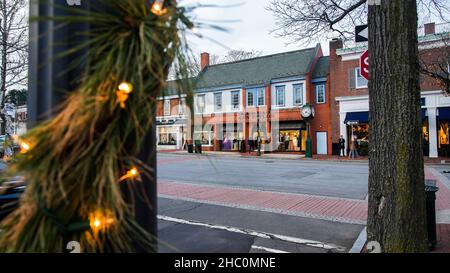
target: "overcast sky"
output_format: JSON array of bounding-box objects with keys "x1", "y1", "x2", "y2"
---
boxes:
[
  {"x1": 180, "y1": 0, "x2": 330, "y2": 58},
  {"x1": 179, "y1": 0, "x2": 447, "y2": 60}
]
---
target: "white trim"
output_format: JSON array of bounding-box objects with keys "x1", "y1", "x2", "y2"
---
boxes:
[{"x1": 157, "y1": 94, "x2": 187, "y2": 100}]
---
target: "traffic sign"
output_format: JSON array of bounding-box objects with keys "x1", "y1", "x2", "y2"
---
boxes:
[
  {"x1": 355, "y1": 25, "x2": 368, "y2": 42},
  {"x1": 360, "y1": 50, "x2": 369, "y2": 81}
]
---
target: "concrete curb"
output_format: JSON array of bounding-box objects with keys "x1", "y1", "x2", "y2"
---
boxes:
[
  {"x1": 158, "y1": 151, "x2": 370, "y2": 163},
  {"x1": 349, "y1": 227, "x2": 367, "y2": 253}
]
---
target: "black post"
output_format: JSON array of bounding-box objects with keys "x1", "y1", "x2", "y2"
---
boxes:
[
  {"x1": 28, "y1": 1, "x2": 157, "y2": 252},
  {"x1": 257, "y1": 111, "x2": 261, "y2": 156}
]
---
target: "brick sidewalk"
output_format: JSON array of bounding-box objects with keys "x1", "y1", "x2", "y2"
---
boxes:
[{"x1": 158, "y1": 181, "x2": 367, "y2": 224}]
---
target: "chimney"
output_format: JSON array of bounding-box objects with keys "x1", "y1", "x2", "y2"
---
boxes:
[
  {"x1": 424, "y1": 22, "x2": 435, "y2": 35},
  {"x1": 200, "y1": 52, "x2": 210, "y2": 71},
  {"x1": 329, "y1": 38, "x2": 343, "y2": 59}
]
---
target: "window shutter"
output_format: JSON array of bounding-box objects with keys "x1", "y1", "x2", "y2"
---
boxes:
[{"x1": 348, "y1": 69, "x2": 356, "y2": 89}]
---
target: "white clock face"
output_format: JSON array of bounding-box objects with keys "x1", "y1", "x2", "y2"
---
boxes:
[{"x1": 302, "y1": 107, "x2": 312, "y2": 118}]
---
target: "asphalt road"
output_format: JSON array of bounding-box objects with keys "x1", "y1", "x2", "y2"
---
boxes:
[
  {"x1": 157, "y1": 153, "x2": 368, "y2": 253},
  {"x1": 158, "y1": 154, "x2": 369, "y2": 200}
]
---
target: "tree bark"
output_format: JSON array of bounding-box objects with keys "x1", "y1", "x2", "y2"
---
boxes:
[{"x1": 367, "y1": 0, "x2": 428, "y2": 252}]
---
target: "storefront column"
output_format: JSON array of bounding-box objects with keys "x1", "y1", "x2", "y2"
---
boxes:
[
  {"x1": 339, "y1": 112, "x2": 348, "y2": 156},
  {"x1": 176, "y1": 126, "x2": 181, "y2": 150},
  {"x1": 428, "y1": 107, "x2": 438, "y2": 158}
]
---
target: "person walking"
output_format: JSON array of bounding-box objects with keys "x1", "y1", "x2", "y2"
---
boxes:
[
  {"x1": 339, "y1": 135, "x2": 346, "y2": 157},
  {"x1": 349, "y1": 136, "x2": 358, "y2": 159}
]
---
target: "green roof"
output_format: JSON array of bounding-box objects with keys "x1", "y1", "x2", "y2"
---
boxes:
[
  {"x1": 195, "y1": 46, "x2": 319, "y2": 89},
  {"x1": 312, "y1": 56, "x2": 329, "y2": 79}
]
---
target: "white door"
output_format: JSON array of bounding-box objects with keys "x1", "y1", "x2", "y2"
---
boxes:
[{"x1": 316, "y1": 132, "x2": 327, "y2": 155}]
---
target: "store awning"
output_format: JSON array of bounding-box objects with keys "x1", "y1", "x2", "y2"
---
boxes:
[
  {"x1": 344, "y1": 112, "x2": 369, "y2": 124},
  {"x1": 421, "y1": 109, "x2": 427, "y2": 120},
  {"x1": 345, "y1": 110, "x2": 427, "y2": 124},
  {"x1": 439, "y1": 107, "x2": 450, "y2": 120}
]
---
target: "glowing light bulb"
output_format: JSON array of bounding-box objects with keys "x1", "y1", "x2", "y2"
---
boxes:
[
  {"x1": 93, "y1": 220, "x2": 101, "y2": 228},
  {"x1": 151, "y1": 0, "x2": 167, "y2": 16},
  {"x1": 20, "y1": 142, "x2": 31, "y2": 153},
  {"x1": 118, "y1": 82, "x2": 133, "y2": 94},
  {"x1": 119, "y1": 167, "x2": 139, "y2": 181},
  {"x1": 89, "y1": 210, "x2": 114, "y2": 232},
  {"x1": 129, "y1": 168, "x2": 138, "y2": 176}
]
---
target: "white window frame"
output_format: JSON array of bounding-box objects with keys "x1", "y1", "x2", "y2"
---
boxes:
[
  {"x1": 257, "y1": 88, "x2": 265, "y2": 106},
  {"x1": 178, "y1": 98, "x2": 186, "y2": 115},
  {"x1": 315, "y1": 84, "x2": 326, "y2": 104},
  {"x1": 231, "y1": 91, "x2": 241, "y2": 110},
  {"x1": 293, "y1": 84, "x2": 304, "y2": 106},
  {"x1": 247, "y1": 90, "x2": 254, "y2": 107},
  {"x1": 355, "y1": 67, "x2": 368, "y2": 89},
  {"x1": 214, "y1": 92, "x2": 223, "y2": 112},
  {"x1": 163, "y1": 99, "x2": 171, "y2": 116},
  {"x1": 275, "y1": 86, "x2": 285, "y2": 107},
  {"x1": 197, "y1": 94, "x2": 205, "y2": 114}
]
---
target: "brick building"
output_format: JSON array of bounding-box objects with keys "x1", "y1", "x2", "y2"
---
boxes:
[
  {"x1": 157, "y1": 22, "x2": 449, "y2": 157},
  {"x1": 330, "y1": 22, "x2": 450, "y2": 158},
  {"x1": 157, "y1": 44, "x2": 332, "y2": 154}
]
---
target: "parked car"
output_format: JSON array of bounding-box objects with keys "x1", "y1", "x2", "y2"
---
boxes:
[
  {"x1": 0, "y1": 135, "x2": 6, "y2": 158},
  {"x1": 0, "y1": 179, "x2": 26, "y2": 222}
]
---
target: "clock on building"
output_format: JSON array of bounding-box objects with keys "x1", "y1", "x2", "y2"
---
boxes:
[{"x1": 301, "y1": 104, "x2": 315, "y2": 120}]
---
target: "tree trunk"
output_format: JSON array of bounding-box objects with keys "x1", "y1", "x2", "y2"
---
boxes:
[{"x1": 367, "y1": 0, "x2": 428, "y2": 252}]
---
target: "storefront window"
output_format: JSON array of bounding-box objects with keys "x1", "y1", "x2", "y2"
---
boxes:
[
  {"x1": 278, "y1": 130, "x2": 306, "y2": 152},
  {"x1": 423, "y1": 119, "x2": 429, "y2": 156},
  {"x1": 222, "y1": 124, "x2": 243, "y2": 151},
  {"x1": 194, "y1": 131, "x2": 213, "y2": 146},
  {"x1": 158, "y1": 127, "x2": 177, "y2": 145},
  {"x1": 348, "y1": 123, "x2": 369, "y2": 156}
]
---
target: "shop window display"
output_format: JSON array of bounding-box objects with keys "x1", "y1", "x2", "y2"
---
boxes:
[
  {"x1": 438, "y1": 120, "x2": 450, "y2": 156},
  {"x1": 278, "y1": 130, "x2": 307, "y2": 152},
  {"x1": 158, "y1": 127, "x2": 177, "y2": 145},
  {"x1": 348, "y1": 124, "x2": 369, "y2": 156}
]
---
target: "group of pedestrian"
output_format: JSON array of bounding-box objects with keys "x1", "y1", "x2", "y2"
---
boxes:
[{"x1": 338, "y1": 135, "x2": 359, "y2": 159}]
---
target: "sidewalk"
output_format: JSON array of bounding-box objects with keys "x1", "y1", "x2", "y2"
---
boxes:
[
  {"x1": 425, "y1": 168, "x2": 450, "y2": 253},
  {"x1": 159, "y1": 149, "x2": 450, "y2": 165},
  {"x1": 158, "y1": 149, "x2": 369, "y2": 162}
]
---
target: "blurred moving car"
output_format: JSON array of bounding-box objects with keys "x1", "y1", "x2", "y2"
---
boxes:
[
  {"x1": 0, "y1": 178, "x2": 26, "y2": 222},
  {"x1": 0, "y1": 135, "x2": 5, "y2": 158}
]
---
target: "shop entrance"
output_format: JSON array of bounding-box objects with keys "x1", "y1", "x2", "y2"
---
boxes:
[
  {"x1": 347, "y1": 123, "x2": 369, "y2": 156},
  {"x1": 276, "y1": 121, "x2": 307, "y2": 152}
]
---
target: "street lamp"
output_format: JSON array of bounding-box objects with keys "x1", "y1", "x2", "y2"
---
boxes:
[
  {"x1": 257, "y1": 110, "x2": 261, "y2": 156},
  {"x1": 301, "y1": 104, "x2": 315, "y2": 159},
  {"x1": 197, "y1": 98, "x2": 205, "y2": 154}
]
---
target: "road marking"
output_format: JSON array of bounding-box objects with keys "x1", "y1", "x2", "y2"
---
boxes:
[
  {"x1": 251, "y1": 245, "x2": 289, "y2": 253},
  {"x1": 349, "y1": 227, "x2": 367, "y2": 253},
  {"x1": 158, "y1": 215, "x2": 346, "y2": 252}
]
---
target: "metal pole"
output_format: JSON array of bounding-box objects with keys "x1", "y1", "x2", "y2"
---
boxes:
[
  {"x1": 257, "y1": 110, "x2": 261, "y2": 156},
  {"x1": 305, "y1": 121, "x2": 312, "y2": 158},
  {"x1": 29, "y1": 1, "x2": 157, "y2": 252}
]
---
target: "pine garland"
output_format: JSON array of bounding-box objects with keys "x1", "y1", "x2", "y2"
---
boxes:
[{"x1": 0, "y1": 0, "x2": 193, "y2": 252}]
